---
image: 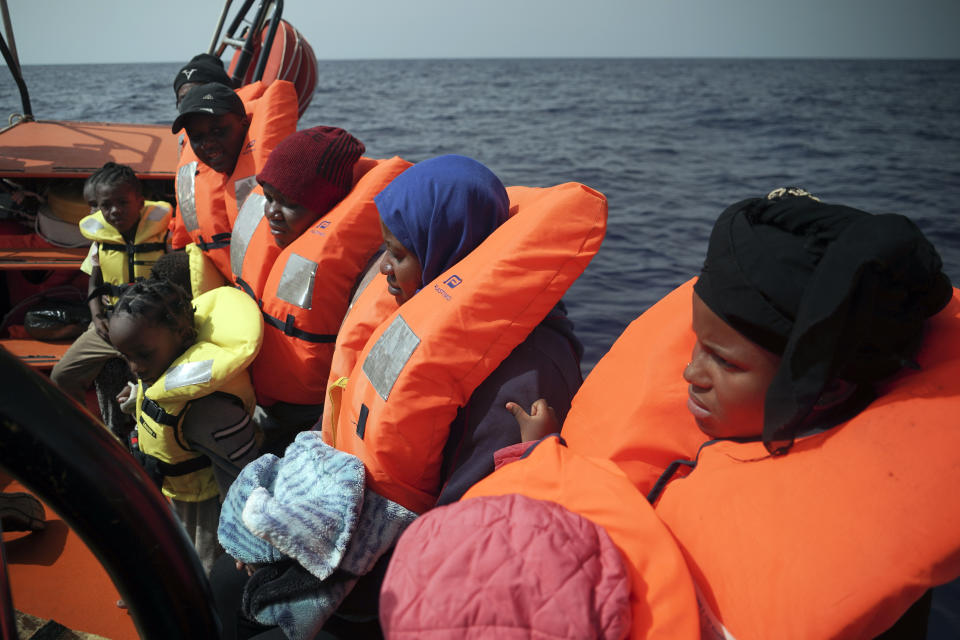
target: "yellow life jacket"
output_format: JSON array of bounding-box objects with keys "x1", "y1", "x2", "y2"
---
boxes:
[
  {"x1": 331, "y1": 183, "x2": 607, "y2": 513},
  {"x1": 185, "y1": 242, "x2": 228, "y2": 298},
  {"x1": 136, "y1": 287, "x2": 263, "y2": 502},
  {"x1": 79, "y1": 201, "x2": 171, "y2": 304}
]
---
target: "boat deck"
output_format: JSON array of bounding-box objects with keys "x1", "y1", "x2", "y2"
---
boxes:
[
  {"x1": 0, "y1": 120, "x2": 179, "y2": 180},
  {"x1": 2, "y1": 475, "x2": 137, "y2": 640}
]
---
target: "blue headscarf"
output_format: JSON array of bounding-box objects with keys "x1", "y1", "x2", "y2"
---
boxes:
[{"x1": 374, "y1": 155, "x2": 510, "y2": 288}]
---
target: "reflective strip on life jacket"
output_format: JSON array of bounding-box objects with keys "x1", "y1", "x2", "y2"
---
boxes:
[
  {"x1": 230, "y1": 191, "x2": 269, "y2": 287},
  {"x1": 177, "y1": 161, "x2": 199, "y2": 232}
]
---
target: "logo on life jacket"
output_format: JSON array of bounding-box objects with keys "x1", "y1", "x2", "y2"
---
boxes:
[
  {"x1": 432, "y1": 274, "x2": 462, "y2": 302},
  {"x1": 311, "y1": 219, "x2": 331, "y2": 237},
  {"x1": 443, "y1": 275, "x2": 462, "y2": 288}
]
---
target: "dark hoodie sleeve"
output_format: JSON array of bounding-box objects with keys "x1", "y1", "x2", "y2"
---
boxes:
[{"x1": 435, "y1": 313, "x2": 583, "y2": 506}]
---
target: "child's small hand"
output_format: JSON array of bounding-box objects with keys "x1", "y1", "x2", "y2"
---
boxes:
[
  {"x1": 506, "y1": 398, "x2": 560, "y2": 443},
  {"x1": 115, "y1": 382, "x2": 138, "y2": 414}
]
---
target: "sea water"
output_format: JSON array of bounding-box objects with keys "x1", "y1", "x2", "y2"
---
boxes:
[
  {"x1": 4, "y1": 58, "x2": 959, "y2": 372},
  {"x1": 3, "y1": 57, "x2": 960, "y2": 637}
]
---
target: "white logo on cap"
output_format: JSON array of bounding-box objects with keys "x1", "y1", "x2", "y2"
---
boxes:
[
  {"x1": 181, "y1": 68, "x2": 197, "y2": 79},
  {"x1": 200, "y1": 108, "x2": 214, "y2": 113},
  {"x1": 202, "y1": 93, "x2": 215, "y2": 100}
]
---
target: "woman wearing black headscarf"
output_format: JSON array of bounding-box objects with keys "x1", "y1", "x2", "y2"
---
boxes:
[
  {"x1": 405, "y1": 187, "x2": 959, "y2": 639},
  {"x1": 688, "y1": 187, "x2": 951, "y2": 453}
]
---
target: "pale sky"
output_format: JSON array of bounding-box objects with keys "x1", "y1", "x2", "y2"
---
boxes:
[{"x1": 3, "y1": 0, "x2": 959, "y2": 65}]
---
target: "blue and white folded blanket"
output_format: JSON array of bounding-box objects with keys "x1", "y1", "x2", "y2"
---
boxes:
[{"x1": 218, "y1": 430, "x2": 417, "y2": 639}]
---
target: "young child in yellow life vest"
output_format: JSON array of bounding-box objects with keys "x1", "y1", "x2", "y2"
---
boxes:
[
  {"x1": 51, "y1": 163, "x2": 171, "y2": 406},
  {"x1": 109, "y1": 277, "x2": 264, "y2": 573}
]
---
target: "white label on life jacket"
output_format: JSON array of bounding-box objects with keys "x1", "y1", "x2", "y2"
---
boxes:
[
  {"x1": 177, "y1": 162, "x2": 199, "y2": 232},
  {"x1": 165, "y1": 359, "x2": 214, "y2": 391},
  {"x1": 231, "y1": 192, "x2": 266, "y2": 278},
  {"x1": 234, "y1": 176, "x2": 258, "y2": 213},
  {"x1": 362, "y1": 314, "x2": 420, "y2": 401},
  {"x1": 276, "y1": 253, "x2": 318, "y2": 310}
]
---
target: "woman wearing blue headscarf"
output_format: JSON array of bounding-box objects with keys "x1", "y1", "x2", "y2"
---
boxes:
[
  {"x1": 211, "y1": 155, "x2": 586, "y2": 640},
  {"x1": 374, "y1": 154, "x2": 584, "y2": 504}
]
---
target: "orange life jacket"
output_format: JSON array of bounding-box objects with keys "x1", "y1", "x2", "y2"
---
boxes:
[
  {"x1": 234, "y1": 156, "x2": 412, "y2": 406},
  {"x1": 173, "y1": 80, "x2": 297, "y2": 280},
  {"x1": 170, "y1": 82, "x2": 270, "y2": 250},
  {"x1": 319, "y1": 271, "x2": 398, "y2": 447},
  {"x1": 329, "y1": 182, "x2": 607, "y2": 513},
  {"x1": 564, "y1": 279, "x2": 960, "y2": 639},
  {"x1": 561, "y1": 279, "x2": 705, "y2": 494},
  {"x1": 463, "y1": 436, "x2": 700, "y2": 640},
  {"x1": 651, "y1": 290, "x2": 960, "y2": 640}
]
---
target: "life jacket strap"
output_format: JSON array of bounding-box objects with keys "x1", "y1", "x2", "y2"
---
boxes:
[
  {"x1": 262, "y1": 311, "x2": 337, "y2": 344},
  {"x1": 195, "y1": 233, "x2": 232, "y2": 251},
  {"x1": 235, "y1": 278, "x2": 259, "y2": 304},
  {"x1": 98, "y1": 241, "x2": 166, "y2": 254},
  {"x1": 152, "y1": 453, "x2": 212, "y2": 477}
]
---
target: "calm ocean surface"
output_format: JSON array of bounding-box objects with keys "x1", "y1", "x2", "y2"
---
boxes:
[
  {"x1": 3, "y1": 58, "x2": 959, "y2": 372},
  {"x1": 3, "y1": 57, "x2": 960, "y2": 636}
]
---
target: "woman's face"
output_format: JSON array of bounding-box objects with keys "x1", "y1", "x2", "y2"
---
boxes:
[
  {"x1": 683, "y1": 292, "x2": 781, "y2": 439},
  {"x1": 379, "y1": 218, "x2": 423, "y2": 305},
  {"x1": 261, "y1": 182, "x2": 318, "y2": 248}
]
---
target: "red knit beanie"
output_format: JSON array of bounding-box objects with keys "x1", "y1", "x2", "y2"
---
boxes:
[{"x1": 256, "y1": 126, "x2": 365, "y2": 216}]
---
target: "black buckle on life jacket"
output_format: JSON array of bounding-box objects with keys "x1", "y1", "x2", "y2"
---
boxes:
[
  {"x1": 141, "y1": 397, "x2": 179, "y2": 427},
  {"x1": 196, "y1": 233, "x2": 231, "y2": 251}
]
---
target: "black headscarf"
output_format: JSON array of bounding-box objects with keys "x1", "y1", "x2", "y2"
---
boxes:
[{"x1": 694, "y1": 189, "x2": 952, "y2": 454}]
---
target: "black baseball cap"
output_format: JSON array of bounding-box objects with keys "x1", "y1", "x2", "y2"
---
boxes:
[
  {"x1": 171, "y1": 82, "x2": 246, "y2": 133},
  {"x1": 173, "y1": 53, "x2": 233, "y2": 96}
]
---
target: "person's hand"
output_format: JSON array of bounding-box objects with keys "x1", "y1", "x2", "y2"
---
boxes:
[
  {"x1": 93, "y1": 312, "x2": 110, "y2": 343},
  {"x1": 235, "y1": 560, "x2": 261, "y2": 577},
  {"x1": 506, "y1": 398, "x2": 560, "y2": 443},
  {"x1": 116, "y1": 383, "x2": 133, "y2": 405}
]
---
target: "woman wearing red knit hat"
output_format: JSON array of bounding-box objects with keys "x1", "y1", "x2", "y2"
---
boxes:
[
  {"x1": 227, "y1": 126, "x2": 411, "y2": 454},
  {"x1": 256, "y1": 126, "x2": 365, "y2": 249}
]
